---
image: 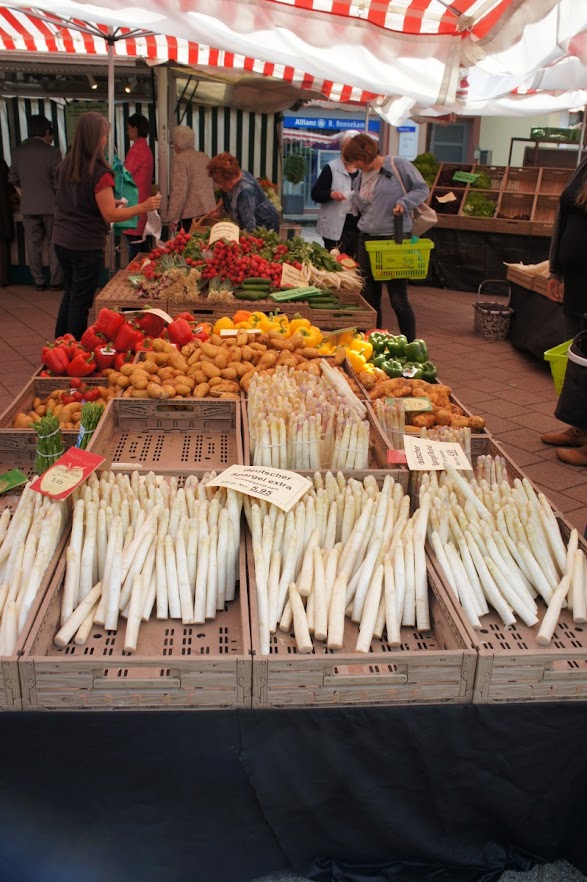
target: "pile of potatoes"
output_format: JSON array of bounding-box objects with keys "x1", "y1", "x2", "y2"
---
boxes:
[
  {"x1": 103, "y1": 333, "x2": 362, "y2": 401},
  {"x1": 11, "y1": 386, "x2": 115, "y2": 430}
]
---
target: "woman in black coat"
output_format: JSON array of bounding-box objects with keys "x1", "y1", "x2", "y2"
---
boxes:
[{"x1": 0, "y1": 160, "x2": 14, "y2": 286}]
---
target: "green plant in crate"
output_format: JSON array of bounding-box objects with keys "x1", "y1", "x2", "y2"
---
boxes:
[
  {"x1": 463, "y1": 191, "x2": 497, "y2": 218},
  {"x1": 283, "y1": 154, "x2": 307, "y2": 186},
  {"x1": 469, "y1": 172, "x2": 492, "y2": 189},
  {"x1": 413, "y1": 153, "x2": 439, "y2": 187}
]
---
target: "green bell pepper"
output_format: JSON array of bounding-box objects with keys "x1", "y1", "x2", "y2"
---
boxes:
[
  {"x1": 372, "y1": 353, "x2": 389, "y2": 369},
  {"x1": 370, "y1": 333, "x2": 389, "y2": 355},
  {"x1": 421, "y1": 361, "x2": 438, "y2": 382},
  {"x1": 385, "y1": 334, "x2": 408, "y2": 357},
  {"x1": 382, "y1": 359, "x2": 405, "y2": 378},
  {"x1": 403, "y1": 338, "x2": 429, "y2": 363},
  {"x1": 402, "y1": 362, "x2": 424, "y2": 379}
]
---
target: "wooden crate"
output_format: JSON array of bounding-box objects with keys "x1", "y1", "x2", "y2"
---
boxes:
[
  {"x1": 87, "y1": 397, "x2": 243, "y2": 474},
  {"x1": 165, "y1": 298, "x2": 310, "y2": 322},
  {"x1": 19, "y1": 538, "x2": 252, "y2": 710},
  {"x1": 0, "y1": 513, "x2": 70, "y2": 711},
  {"x1": 438, "y1": 517, "x2": 587, "y2": 704},
  {"x1": 240, "y1": 393, "x2": 398, "y2": 473},
  {"x1": 471, "y1": 165, "x2": 506, "y2": 190},
  {"x1": 308, "y1": 289, "x2": 376, "y2": 331},
  {"x1": 95, "y1": 270, "x2": 163, "y2": 312},
  {"x1": 532, "y1": 195, "x2": 558, "y2": 230},
  {"x1": 495, "y1": 192, "x2": 534, "y2": 223},
  {"x1": 538, "y1": 168, "x2": 571, "y2": 195},
  {"x1": 248, "y1": 535, "x2": 476, "y2": 708},
  {"x1": 503, "y1": 167, "x2": 540, "y2": 193},
  {"x1": 0, "y1": 378, "x2": 109, "y2": 457},
  {"x1": 460, "y1": 191, "x2": 498, "y2": 228},
  {"x1": 431, "y1": 188, "x2": 465, "y2": 217},
  {"x1": 506, "y1": 266, "x2": 534, "y2": 291}
]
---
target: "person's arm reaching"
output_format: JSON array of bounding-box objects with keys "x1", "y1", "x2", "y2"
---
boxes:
[
  {"x1": 311, "y1": 165, "x2": 334, "y2": 203},
  {"x1": 95, "y1": 185, "x2": 161, "y2": 225}
]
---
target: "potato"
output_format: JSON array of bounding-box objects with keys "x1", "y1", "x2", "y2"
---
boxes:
[
  {"x1": 147, "y1": 382, "x2": 165, "y2": 399},
  {"x1": 116, "y1": 375, "x2": 131, "y2": 388},
  {"x1": 257, "y1": 352, "x2": 278, "y2": 369},
  {"x1": 218, "y1": 367, "x2": 237, "y2": 380},
  {"x1": 302, "y1": 347, "x2": 322, "y2": 360},
  {"x1": 192, "y1": 369, "x2": 207, "y2": 385},
  {"x1": 169, "y1": 352, "x2": 189, "y2": 372},
  {"x1": 240, "y1": 372, "x2": 255, "y2": 392},
  {"x1": 131, "y1": 388, "x2": 150, "y2": 398},
  {"x1": 142, "y1": 360, "x2": 159, "y2": 374},
  {"x1": 229, "y1": 347, "x2": 242, "y2": 363},
  {"x1": 334, "y1": 349, "x2": 346, "y2": 365},
  {"x1": 174, "y1": 384, "x2": 192, "y2": 396},
  {"x1": 269, "y1": 338, "x2": 295, "y2": 351},
  {"x1": 289, "y1": 332, "x2": 305, "y2": 349},
  {"x1": 214, "y1": 352, "x2": 228, "y2": 370},
  {"x1": 209, "y1": 380, "x2": 240, "y2": 396},
  {"x1": 201, "y1": 342, "x2": 221, "y2": 358},
  {"x1": 216, "y1": 392, "x2": 241, "y2": 400},
  {"x1": 158, "y1": 367, "x2": 176, "y2": 382},
  {"x1": 194, "y1": 382, "x2": 211, "y2": 398},
  {"x1": 201, "y1": 361, "x2": 222, "y2": 379},
  {"x1": 35, "y1": 405, "x2": 47, "y2": 417},
  {"x1": 188, "y1": 351, "x2": 201, "y2": 366},
  {"x1": 161, "y1": 384, "x2": 177, "y2": 398},
  {"x1": 209, "y1": 334, "x2": 223, "y2": 347},
  {"x1": 235, "y1": 329, "x2": 249, "y2": 347},
  {"x1": 120, "y1": 363, "x2": 136, "y2": 376},
  {"x1": 152, "y1": 338, "x2": 169, "y2": 352},
  {"x1": 130, "y1": 375, "x2": 149, "y2": 390},
  {"x1": 28, "y1": 411, "x2": 41, "y2": 422},
  {"x1": 32, "y1": 396, "x2": 42, "y2": 409},
  {"x1": 152, "y1": 352, "x2": 170, "y2": 365}
]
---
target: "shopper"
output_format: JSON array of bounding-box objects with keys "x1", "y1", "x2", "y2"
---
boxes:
[
  {"x1": 123, "y1": 113, "x2": 154, "y2": 262},
  {"x1": 541, "y1": 154, "x2": 587, "y2": 464},
  {"x1": 207, "y1": 152, "x2": 280, "y2": 233},
  {"x1": 0, "y1": 160, "x2": 14, "y2": 286},
  {"x1": 9, "y1": 115, "x2": 62, "y2": 291},
  {"x1": 164, "y1": 126, "x2": 216, "y2": 233},
  {"x1": 342, "y1": 133, "x2": 429, "y2": 338},
  {"x1": 311, "y1": 135, "x2": 359, "y2": 258},
  {"x1": 52, "y1": 111, "x2": 161, "y2": 339}
]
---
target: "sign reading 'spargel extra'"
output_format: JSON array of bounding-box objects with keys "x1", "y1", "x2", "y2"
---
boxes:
[{"x1": 207, "y1": 466, "x2": 312, "y2": 512}]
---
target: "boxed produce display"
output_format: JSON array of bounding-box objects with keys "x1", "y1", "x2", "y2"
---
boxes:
[
  {"x1": 245, "y1": 472, "x2": 476, "y2": 708},
  {"x1": 19, "y1": 471, "x2": 251, "y2": 710},
  {"x1": 418, "y1": 448, "x2": 587, "y2": 702},
  {"x1": 0, "y1": 486, "x2": 70, "y2": 709}
]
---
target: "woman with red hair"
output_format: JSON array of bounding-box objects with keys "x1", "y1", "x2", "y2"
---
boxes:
[{"x1": 207, "y1": 152, "x2": 279, "y2": 233}]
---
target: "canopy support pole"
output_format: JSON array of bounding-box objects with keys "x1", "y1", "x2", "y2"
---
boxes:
[
  {"x1": 577, "y1": 106, "x2": 587, "y2": 167},
  {"x1": 107, "y1": 28, "x2": 116, "y2": 277},
  {"x1": 156, "y1": 66, "x2": 170, "y2": 223}
]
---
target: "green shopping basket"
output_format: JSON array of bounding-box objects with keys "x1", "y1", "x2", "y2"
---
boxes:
[
  {"x1": 544, "y1": 339, "x2": 573, "y2": 395},
  {"x1": 365, "y1": 237, "x2": 435, "y2": 281}
]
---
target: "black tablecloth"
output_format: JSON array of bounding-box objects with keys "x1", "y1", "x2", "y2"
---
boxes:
[
  {"x1": 508, "y1": 284, "x2": 567, "y2": 360},
  {"x1": 1, "y1": 704, "x2": 587, "y2": 882}
]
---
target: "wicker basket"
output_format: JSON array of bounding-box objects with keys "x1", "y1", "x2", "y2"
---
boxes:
[{"x1": 473, "y1": 280, "x2": 514, "y2": 341}]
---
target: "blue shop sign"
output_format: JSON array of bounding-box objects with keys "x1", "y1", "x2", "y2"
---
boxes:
[
  {"x1": 283, "y1": 116, "x2": 380, "y2": 132},
  {"x1": 397, "y1": 125, "x2": 416, "y2": 132}
]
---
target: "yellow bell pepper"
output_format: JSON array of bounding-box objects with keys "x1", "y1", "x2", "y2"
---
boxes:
[
  {"x1": 337, "y1": 330, "x2": 356, "y2": 346},
  {"x1": 346, "y1": 350, "x2": 367, "y2": 374},
  {"x1": 349, "y1": 337, "x2": 374, "y2": 361},
  {"x1": 317, "y1": 342, "x2": 336, "y2": 356},
  {"x1": 249, "y1": 311, "x2": 276, "y2": 332},
  {"x1": 213, "y1": 316, "x2": 235, "y2": 335},
  {"x1": 289, "y1": 318, "x2": 312, "y2": 334},
  {"x1": 299, "y1": 325, "x2": 323, "y2": 348}
]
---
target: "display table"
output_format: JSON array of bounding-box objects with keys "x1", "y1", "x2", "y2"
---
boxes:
[
  {"x1": 1, "y1": 705, "x2": 586, "y2": 882},
  {"x1": 504, "y1": 266, "x2": 567, "y2": 359}
]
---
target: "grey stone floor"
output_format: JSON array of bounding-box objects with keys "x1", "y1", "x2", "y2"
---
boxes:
[{"x1": 249, "y1": 860, "x2": 587, "y2": 881}]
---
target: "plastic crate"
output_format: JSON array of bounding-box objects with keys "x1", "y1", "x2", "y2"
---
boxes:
[
  {"x1": 19, "y1": 535, "x2": 252, "y2": 710},
  {"x1": 248, "y1": 534, "x2": 476, "y2": 708},
  {"x1": 87, "y1": 397, "x2": 243, "y2": 474},
  {"x1": 365, "y1": 238, "x2": 434, "y2": 281},
  {"x1": 544, "y1": 339, "x2": 572, "y2": 394}
]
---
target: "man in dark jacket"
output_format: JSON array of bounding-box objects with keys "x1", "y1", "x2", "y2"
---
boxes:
[{"x1": 9, "y1": 115, "x2": 62, "y2": 291}]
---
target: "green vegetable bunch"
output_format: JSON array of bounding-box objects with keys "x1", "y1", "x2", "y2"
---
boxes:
[
  {"x1": 76, "y1": 402, "x2": 104, "y2": 451},
  {"x1": 470, "y1": 172, "x2": 492, "y2": 189},
  {"x1": 34, "y1": 411, "x2": 64, "y2": 475},
  {"x1": 413, "y1": 153, "x2": 440, "y2": 186},
  {"x1": 463, "y1": 192, "x2": 497, "y2": 218}
]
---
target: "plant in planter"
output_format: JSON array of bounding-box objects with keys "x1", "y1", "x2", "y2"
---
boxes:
[{"x1": 282, "y1": 153, "x2": 307, "y2": 216}]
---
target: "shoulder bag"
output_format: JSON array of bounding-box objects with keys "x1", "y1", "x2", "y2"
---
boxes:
[{"x1": 389, "y1": 156, "x2": 437, "y2": 238}]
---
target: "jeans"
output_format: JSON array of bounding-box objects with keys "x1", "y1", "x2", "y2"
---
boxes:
[
  {"x1": 54, "y1": 244, "x2": 104, "y2": 340},
  {"x1": 23, "y1": 215, "x2": 62, "y2": 287},
  {"x1": 357, "y1": 233, "x2": 416, "y2": 339}
]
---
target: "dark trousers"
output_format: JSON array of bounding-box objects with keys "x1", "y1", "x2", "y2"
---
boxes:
[
  {"x1": 322, "y1": 227, "x2": 359, "y2": 261},
  {"x1": 0, "y1": 240, "x2": 9, "y2": 285},
  {"x1": 23, "y1": 215, "x2": 62, "y2": 286},
  {"x1": 357, "y1": 233, "x2": 416, "y2": 339},
  {"x1": 125, "y1": 234, "x2": 152, "y2": 263},
  {"x1": 54, "y1": 244, "x2": 104, "y2": 340}
]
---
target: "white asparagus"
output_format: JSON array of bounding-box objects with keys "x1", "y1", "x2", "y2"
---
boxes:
[
  {"x1": 74, "y1": 601, "x2": 99, "y2": 646},
  {"x1": 253, "y1": 543, "x2": 270, "y2": 655},
  {"x1": 79, "y1": 507, "x2": 97, "y2": 603},
  {"x1": 155, "y1": 535, "x2": 168, "y2": 620},
  {"x1": 384, "y1": 554, "x2": 401, "y2": 647},
  {"x1": 193, "y1": 532, "x2": 209, "y2": 624},
  {"x1": 393, "y1": 541, "x2": 406, "y2": 623},
  {"x1": 327, "y1": 572, "x2": 349, "y2": 650},
  {"x1": 445, "y1": 542, "x2": 481, "y2": 629},
  {"x1": 175, "y1": 529, "x2": 193, "y2": 624},
  {"x1": 484, "y1": 556, "x2": 538, "y2": 627},
  {"x1": 205, "y1": 525, "x2": 218, "y2": 620},
  {"x1": 572, "y1": 549, "x2": 586, "y2": 623},
  {"x1": 313, "y1": 547, "x2": 327, "y2": 642},
  {"x1": 0, "y1": 601, "x2": 17, "y2": 656},
  {"x1": 165, "y1": 533, "x2": 181, "y2": 619},
  {"x1": 402, "y1": 536, "x2": 416, "y2": 627},
  {"x1": 537, "y1": 574, "x2": 571, "y2": 646},
  {"x1": 350, "y1": 533, "x2": 383, "y2": 621},
  {"x1": 289, "y1": 582, "x2": 313, "y2": 653},
  {"x1": 267, "y1": 550, "x2": 281, "y2": 635},
  {"x1": 61, "y1": 547, "x2": 78, "y2": 627},
  {"x1": 356, "y1": 564, "x2": 383, "y2": 653},
  {"x1": 463, "y1": 531, "x2": 515, "y2": 628},
  {"x1": 124, "y1": 574, "x2": 144, "y2": 653},
  {"x1": 430, "y1": 530, "x2": 458, "y2": 602},
  {"x1": 517, "y1": 542, "x2": 554, "y2": 605},
  {"x1": 119, "y1": 528, "x2": 155, "y2": 613},
  {"x1": 297, "y1": 528, "x2": 320, "y2": 598},
  {"x1": 54, "y1": 583, "x2": 102, "y2": 648}
]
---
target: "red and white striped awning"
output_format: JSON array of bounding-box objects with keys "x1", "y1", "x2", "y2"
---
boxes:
[{"x1": 0, "y1": 7, "x2": 380, "y2": 105}]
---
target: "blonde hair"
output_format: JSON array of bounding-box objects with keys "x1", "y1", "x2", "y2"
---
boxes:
[{"x1": 172, "y1": 125, "x2": 195, "y2": 151}]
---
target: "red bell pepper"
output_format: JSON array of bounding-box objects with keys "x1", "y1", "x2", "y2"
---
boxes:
[
  {"x1": 41, "y1": 344, "x2": 70, "y2": 375},
  {"x1": 135, "y1": 311, "x2": 167, "y2": 338},
  {"x1": 167, "y1": 317, "x2": 193, "y2": 347},
  {"x1": 67, "y1": 351, "x2": 96, "y2": 378},
  {"x1": 192, "y1": 323, "x2": 211, "y2": 343},
  {"x1": 84, "y1": 389, "x2": 102, "y2": 402},
  {"x1": 39, "y1": 369, "x2": 54, "y2": 378},
  {"x1": 94, "y1": 307, "x2": 125, "y2": 341},
  {"x1": 80, "y1": 325, "x2": 106, "y2": 351},
  {"x1": 135, "y1": 337, "x2": 156, "y2": 353},
  {"x1": 94, "y1": 342, "x2": 117, "y2": 372},
  {"x1": 114, "y1": 350, "x2": 134, "y2": 371},
  {"x1": 175, "y1": 312, "x2": 197, "y2": 324},
  {"x1": 112, "y1": 322, "x2": 143, "y2": 353}
]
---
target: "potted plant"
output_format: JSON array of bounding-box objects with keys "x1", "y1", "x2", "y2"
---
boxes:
[{"x1": 282, "y1": 153, "x2": 307, "y2": 216}]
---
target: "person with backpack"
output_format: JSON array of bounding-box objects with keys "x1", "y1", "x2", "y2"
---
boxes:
[{"x1": 52, "y1": 111, "x2": 161, "y2": 339}]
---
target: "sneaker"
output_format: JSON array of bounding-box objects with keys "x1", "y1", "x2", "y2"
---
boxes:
[
  {"x1": 556, "y1": 444, "x2": 587, "y2": 466},
  {"x1": 34, "y1": 282, "x2": 46, "y2": 291},
  {"x1": 541, "y1": 426, "x2": 587, "y2": 447}
]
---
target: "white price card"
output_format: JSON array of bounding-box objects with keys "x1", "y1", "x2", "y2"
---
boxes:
[
  {"x1": 208, "y1": 221, "x2": 240, "y2": 244},
  {"x1": 404, "y1": 436, "x2": 472, "y2": 471},
  {"x1": 206, "y1": 465, "x2": 312, "y2": 512},
  {"x1": 280, "y1": 262, "x2": 306, "y2": 289}
]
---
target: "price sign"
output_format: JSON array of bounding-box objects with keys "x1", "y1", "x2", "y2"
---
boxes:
[
  {"x1": 0, "y1": 469, "x2": 28, "y2": 494},
  {"x1": 207, "y1": 465, "x2": 312, "y2": 512},
  {"x1": 208, "y1": 221, "x2": 240, "y2": 244},
  {"x1": 404, "y1": 436, "x2": 472, "y2": 471},
  {"x1": 385, "y1": 397, "x2": 433, "y2": 412},
  {"x1": 30, "y1": 448, "x2": 105, "y2": 500},
  {"x1": 280, "y1": 263, "x2": 306, "y2": 289}
]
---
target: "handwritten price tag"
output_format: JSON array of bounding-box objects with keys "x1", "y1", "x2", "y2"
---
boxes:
[
  {"x1": 207, "y1": 465, "x2": 312, "y2": 512},
  {"x1": 280, "y1": 263, "x2": 306, "y2": 289},
  {"x1": 208, "y1": 221, "x2": 240, "y2": 244},
  {"x1": 403, "y1": 436, "x2": 472, "y2": 471},
  {"x1": 30, "y1": 448, "x2": 105, "y2": 500}
]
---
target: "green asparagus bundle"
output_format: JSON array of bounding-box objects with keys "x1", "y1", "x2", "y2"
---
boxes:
[
  {"x1": 76, "y1": 401, "x2": 104, "y2": 450},
  {"x1": 34, "y1": 411, "x2": 65, "y2": 475}
]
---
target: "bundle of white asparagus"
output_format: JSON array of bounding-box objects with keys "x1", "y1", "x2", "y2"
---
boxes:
[
  {"x1": 244, "y1": 471, "x2": 431, "y2": 655},
  {"x1": 373, "y1": 398, "x2": 405, "y2": 450},
  {"x1": 418, "y1": 458, "x2": 585, "y2": 646},
  {"x1": 0, "y1": 484, "x2": 69, "y2": 656},
  {"x1": 55, "y1": 470, "x2": 242, "y2": 654},
  {"x1": 248, "y1": 365, "x2": 369, "y2": 470}
]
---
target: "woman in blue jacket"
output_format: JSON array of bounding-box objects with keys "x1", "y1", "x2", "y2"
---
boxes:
[{"x1": 343, "y1": 133, "x2": 429, "y2": 338}]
